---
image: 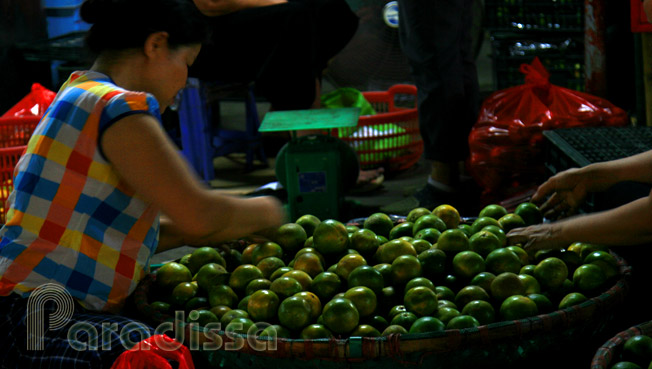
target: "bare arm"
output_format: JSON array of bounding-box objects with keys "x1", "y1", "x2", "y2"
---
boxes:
[
  {"x1": 604, "y1": 149, "x2": 652, "y2": 184},
  {"x1": 507, "y1": 188, "x2": 652, "y2": 252},
  {"x1": 101, "y1": 113, "x2": 286, "y2": 251},
  {"x1": 532, "y1": 150, "x2": 652, "y2": 219},
  {"x1": 192, "y1": 0, "x2": 287, "y2": 16}
]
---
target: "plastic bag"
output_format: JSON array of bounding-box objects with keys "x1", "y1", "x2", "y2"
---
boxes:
[
  {"x1": 468, "y1": 57, "x2": 628, "y2": 195},
  {"x1": 320, "y1": 87, "x2": 376, "y2": 116},
  {"x1": 110, "y1": 334, "x2": 195, "y2": 369},
  {"x1": 1, "y1": 83, "x2": 56, "y2": 118}
]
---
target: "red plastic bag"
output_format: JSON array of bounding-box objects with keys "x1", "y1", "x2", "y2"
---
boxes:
[
  {"x1": 110, "y1": 334, "x2": 195, "y2": 369},
  {"x1": 468, "y1": 57, "x2": 628, "y2": 196},
  {"x1": 1, "y1": 83, "x2": 56, "y2": 118}
]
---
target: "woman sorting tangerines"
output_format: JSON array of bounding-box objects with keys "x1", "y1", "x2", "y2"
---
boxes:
[
  {"x1": 0, "y1": 0, "x2": 284, "y2": 367},
  {"x1": 506, "y1": 150, "x2": 652, "y2": 251},
  {"x1": 507, "y1": 0, "x2": 652, "y2": 254},
  {"x1": 506, "y1": 149, "x2": 652, "y2": 329}
]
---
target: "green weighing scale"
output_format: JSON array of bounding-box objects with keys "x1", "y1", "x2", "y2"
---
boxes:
[{"x1": 259, "y1": 107, "x2": 361, "y2": 221}]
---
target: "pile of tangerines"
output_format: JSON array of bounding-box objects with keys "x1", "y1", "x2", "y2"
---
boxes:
[{"x1": 148, "y1": 202, "x2": 620, "y2": 339}]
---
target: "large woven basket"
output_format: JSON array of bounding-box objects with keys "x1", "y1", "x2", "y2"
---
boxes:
[
  {"x1": 133, "y1": 251, "x2": 632, "y2": 369},
  {"x1": 591, "y1": 320, "x2": 652, "y2": 369}
]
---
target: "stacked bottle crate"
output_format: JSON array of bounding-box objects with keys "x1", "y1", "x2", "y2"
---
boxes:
[{"x1": 484, "y1": 0, "x2": 585, "y2": 91}]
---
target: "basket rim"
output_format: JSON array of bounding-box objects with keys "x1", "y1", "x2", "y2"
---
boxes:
[
  {"x1": 0, "y1": 145, "x2": 28, "y2": 154},
  {"x1": 0, "y1": 115, "x2": 41, "y2": 124},
  {"x1": 590, "y1": 320, "x2": 652, "y2": 369}
]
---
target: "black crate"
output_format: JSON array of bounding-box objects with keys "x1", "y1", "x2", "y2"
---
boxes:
[
  {"x1": 543, "y1": 126, "x2": 652, "y2": 173},
  {"x1": 17, "y1": 31, "x2": 91, "y2": 63},
  {"x1": 543, "y1": 126, "x2": 652, "y2": 212},
  {"x1": 484, "y1": 0, "x2": 584, "y2": 32},
  {"x1": 491, "y1": 34, "x2": 584, "y2": 91}
]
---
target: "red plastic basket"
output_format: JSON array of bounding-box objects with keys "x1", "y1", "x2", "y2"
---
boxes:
[
  {"x1": 333, "y1": 84, "x2": 423, "y2": 173},
  {"x1": 0, "y1": 116, "x2": 40, "y2": 148},
  {"x1": 0, "y1": 116, "x2": 39, "y2": 223},
  {"x1": 0, "y1": 146, "x2": 27, "y2": 223}
]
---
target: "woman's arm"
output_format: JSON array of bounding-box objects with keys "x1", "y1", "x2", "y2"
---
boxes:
[
  {"x1": 101, "y1": 113, "x2": 286, "y2": 250},
  {"x1": 530, "y1": 150, "x2": 652, "y2": 219},
  {"x1": 507, "y1": 188, "x2": 652, "y2": 252},
  {"x1": 192, "y1": 0, "x2": 287, "y2": 16},
  {"x1": 582, "y1": 150, "x2": 652, "y2": 187}
]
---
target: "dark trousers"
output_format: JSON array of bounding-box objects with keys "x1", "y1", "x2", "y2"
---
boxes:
[
  {"x1": 397, "y1": 0, "x2": 480, "y2": 163},
  {"x1": 189, "y1": 0, "x2": 359, "y2": 111},
  {"x1": 0, "y1": 294, "x2": 155, "y2": 369}
]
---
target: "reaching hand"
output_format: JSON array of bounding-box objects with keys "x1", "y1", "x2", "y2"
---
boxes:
[
  {"x1": 531, "y1": 167, "x2": 589, "y2": 220},
  {"x1": 506, "y1": 223, "x2": 566, "y2": 253}
]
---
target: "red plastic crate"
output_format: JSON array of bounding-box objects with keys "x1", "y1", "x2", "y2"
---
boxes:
[
  {"x1": 0, "y1": 146, "x2": 27, "y2": 223},
  {"x1": 333, "y1": 84, "x2": 423, "y2": 173},
  {"x1": 0, "y1": 116, "x2": 40, "y2": 148},
  {"x1": 0, "y1": 116, "x2": 39, "y2": 223},
  {"x1": 631, "y1": 0, "x2": 652, "y2": 32}
]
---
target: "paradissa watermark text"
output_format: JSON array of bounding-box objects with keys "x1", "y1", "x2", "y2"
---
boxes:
[{"x1": 26, "y1": 283, "x2": 279, "y2": 352}]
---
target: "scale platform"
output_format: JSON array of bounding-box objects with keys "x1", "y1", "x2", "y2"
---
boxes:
[
  {"x1": 259, "y1": 107, "x2": 360, "y2": 132},
  {"x1": 260, "y1": 108, "x2": 361, "y2": 221}
]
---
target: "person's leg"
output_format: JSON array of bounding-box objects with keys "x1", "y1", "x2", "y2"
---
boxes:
[
  {"x1": 189, "y1": 3, "x2": 317, "y2": 110},
  {"x1": 191, "y1": 0, "x2": 359, "y2": 110},
  {"x1": 250, "y1": 2, "x2": 319, "y2": 110},
  {"x1": 459, "y1": 0, "x2": 481, "y2": 184},
  {"x1": 289, "y1": 0, "x2": 359, "y2": 74},
  {"x1": 261, "y1": 0, "x2": 357, "y2": 110},
  {"x1": 189, "y1": 6, "x2": 279, "y2": 83},
  {"x1": 398, "y1": 0, "x2": 479, "y2": 209},
  {"x1": 1, "y1": 294, "x2": 156, "y2": 369}
]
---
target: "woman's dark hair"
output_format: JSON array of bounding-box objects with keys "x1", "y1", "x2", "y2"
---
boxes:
[{"x1": 80, "y1": 0, "x2": 210, "y2": 54}]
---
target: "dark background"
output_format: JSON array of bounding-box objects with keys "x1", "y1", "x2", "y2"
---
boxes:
[{"x1": 0, "y1": 0, "x2": 642, "y2": 121}]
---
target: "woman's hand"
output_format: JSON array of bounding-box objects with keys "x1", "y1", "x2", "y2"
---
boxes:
[
  {"x1": 506, "y1": 223, "x2": 566, "y2": 254},
  {"x1": 157, "y1": 195, "x2": 285, "y2": 252},
  {"x1": 531, "y1": 167, "x2": 591, "y2": 220}
]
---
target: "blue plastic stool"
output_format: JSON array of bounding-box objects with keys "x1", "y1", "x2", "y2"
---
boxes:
[{"x1": 177, "y1": 78, "x2": 267, "y2": 182}]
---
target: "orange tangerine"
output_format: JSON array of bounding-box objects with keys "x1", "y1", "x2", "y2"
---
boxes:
[
  {"x1": 313, "y1": 219, "x2": 349, "y2": 255},
  {"x1": 294, "y1": 291, "x2": 322, "y2": 321},
  {"x1": 300, "y1": 324, "x2": 333, "y2": 339},
  {"x1": 499, "y1": 295, "x2": 538, "y2": 320},
  {"x1": 350, "y1": 324, "x2": 381, "y2": 337},
  {"x1": 282, "y1": 270, "x2": 312, "y2": 290},
  {"x1": 274, "y1": 223, "x2": 308, "y2": 254},
  {"x1": 277, "y1": 296, "x2": 312, "y2": 331},
  {"x1": 478, "y1": 204, "x2": 508, "y2": 220},
  {"x1": 408, "y1": 316, "x2": 445, "y2": 334},
  {"x1": 403, "y1": 286, "x2": 438, "y2": 317},
  {"x1": 208, "y1": 284, "x2": 238, "y2": 308},
  {"x1": 296, "y1": 214, "x2": 321, "y2": 237},
  {"x1": 322, "y1": 297, "x2": 360, "y2": 334},
  {"x1": 485, "y1": 248, "x2": 522, "y2": 275},
  {"x1": 461, "y1": 300, "x2": 496, "y2": 325},
  {"x1": 452, "y1": 250, "x2": 486, "y2": 280},
  {"x1": 432, "y1": 204, "x2": 461, "y2": 229},
  {"x1": 446, "y1": 315, "x2": 480, "y2": 329},
  {"x1": 251, "y1": 241, "x2": 284, "y2": 266},
  {"x1": 156, "y1": 262, "x2": 192, "y2": 291},
  {"x1": 344, "y1": 286, "x2": 377, "y2": 318},
  {"x1": 247, "y1": 289, "x2": 280, "y2": 322}
]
